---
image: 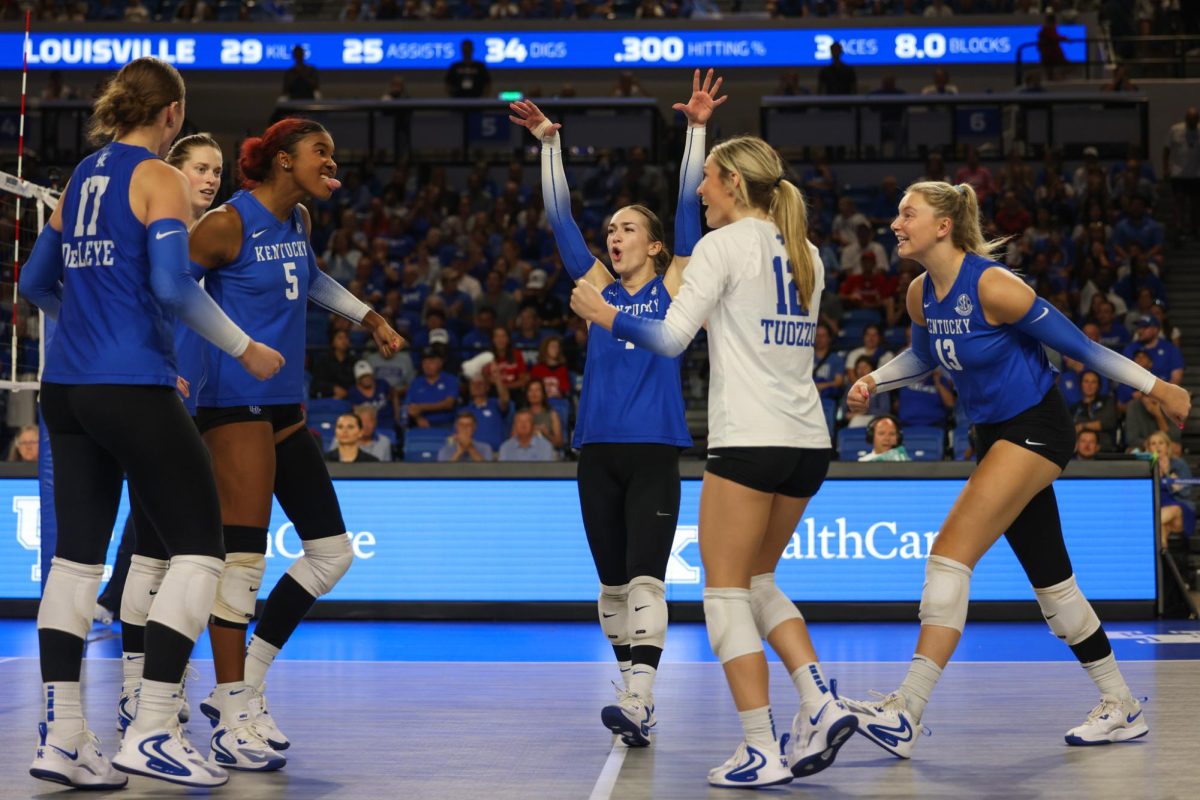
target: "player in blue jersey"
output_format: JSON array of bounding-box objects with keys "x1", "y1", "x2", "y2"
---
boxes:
[
  {"x1": 510, "y1": 71, "x2": 724, "y2": 748},
  {"x1": 18, "y1": 58, "x2": 283, "y2": 790},
  {"x1": 116, "y1": 133, "x2": 224, "y2": 733},
  {"x1": 842, "y1": 180, "x2": 1191, "y2": 756},
  {"x1": 186, "y1": 118, "x2": 403, "y2": 768},
  {"x1": 571, "y1": 135, "x2": 858, "y2": 788}
]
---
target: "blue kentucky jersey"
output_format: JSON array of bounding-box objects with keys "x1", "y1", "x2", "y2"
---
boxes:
[
  {"x1": 921, "y1": 253, "x2": 1055, "y2": 424},
  {"x1": 197, "y1": 191, "x2": 310, "y2": 407},
  {"x1": 45, "y1": 143, "x2": 176, "y2": 386},
  {"x1": 573, "y1": 276, "x2": 691, "y2": 449},
  {"x1": 174, "y1": 316, "x2": 203, "y2": 415}
]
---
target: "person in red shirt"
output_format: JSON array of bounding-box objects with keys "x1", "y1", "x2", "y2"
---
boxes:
[
  {"x1": 838, "y1": 251, "x2": 895, "y2": 311},
  {"x1": 530, "y1": 335, "x2": 571, "y2": 399},
  {"x1": 993, "y1": 191, "x2": 1032, "y2": 237},
  {"x1": 485, "y1": 325, "x2": 529, "y2": 400}
]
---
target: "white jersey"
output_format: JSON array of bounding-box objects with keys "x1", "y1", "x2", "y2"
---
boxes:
[{"x1": 657, "y1": 217, "x2": 830, "y2": 449}]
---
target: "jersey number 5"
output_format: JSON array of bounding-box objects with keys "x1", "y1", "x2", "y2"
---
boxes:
[
  {"x1": 771, "y1": 256, "x2": 808, "y2": 317},
  {"x1": 283, "y1": 261, "x2": 299, "y2": 300},
  {"x1": 73, "y1": 176, "x2": 111, "y2": 237},
  {"x1": 933, "y1": 338, "x2": 963, "y2": 371}
]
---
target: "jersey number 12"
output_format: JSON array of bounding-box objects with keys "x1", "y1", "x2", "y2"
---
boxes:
[
  {"x1": 771, "y1": 256, "x2": 807, "y2": 317},
  {"x1": 73, "y1": 176, "x2": 111, "y2": 237}
]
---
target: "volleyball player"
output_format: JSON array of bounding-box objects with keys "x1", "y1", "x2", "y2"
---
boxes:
[
  {"x1": 117, "y1": 132, "x2": 223, "y2": 734},
  {"x1": 511, "y1": 69, "x2": 722, "y2": 748},
  {"x1": 840, "y1": 181, "x2": 1190, "y2": 756},
  {"x1": 19, "y1": 57, "x2": 283, "y2": 788},
  {"x1": 186, "y1": 118, "x2": 403, "y2": 767},
  {"x1": 571, "y1": 136, "x2": 858, "y2": 787}
]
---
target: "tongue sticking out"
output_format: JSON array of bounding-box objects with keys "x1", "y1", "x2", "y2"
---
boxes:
[{"x1": 323, "y1": 176, "x2": 342, "y2": 191}]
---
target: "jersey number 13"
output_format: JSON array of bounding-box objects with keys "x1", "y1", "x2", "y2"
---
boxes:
[{"x1": 933, "y1": 338, "x2": 963, "y2": 371}]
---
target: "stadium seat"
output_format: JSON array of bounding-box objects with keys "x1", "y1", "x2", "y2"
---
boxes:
[
  {"x1": 842, "y1": 309, "x2": 883, "y2": 327},
  {"x1": 403, "y1": 427, "x2": 451, "y2": 462},
  {"x1": 308, "y1": 397, "x2": 351, "y2": 419},
  {"x1": 904, "y1": 426, "x2": 946, "y2": 461},
  {"x1": 821, "y1": 398, "x2": 837, "y2": 437},
  {"x1": 837, "y1": 427, "x2": 870, "y2": 461}
]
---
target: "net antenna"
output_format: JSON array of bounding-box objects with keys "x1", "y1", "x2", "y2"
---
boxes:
[{"x1": 3, "y1": 11, "x2": 58, "y2": 393}]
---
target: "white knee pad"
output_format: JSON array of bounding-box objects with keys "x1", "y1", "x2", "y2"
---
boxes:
[
  {"x1": 1034, "y1": 575, "x2": 1101, "y2": 646},
  {"x1": 120, "y1": 555, "x2": 168, "y2": 628},
  {"x1": 211, "y1": 552, "x2": 267, "y2": 625},
  {"x1": 146, "y1": 555, "x2": 223, "y2": 642},
  {"x1": 918, "y1": 555, "x2": 973, "y2": 633},
  {"x1": 598, "y1": 583, "x2": 629, "y2": 646},
  {"x1": 285, "y1": 534, "x2": 353, "y2": 598},
  {"x1": 749, "y1": 573, "x2": 803, "y2": 639},
  {"x1": 703, "y1": 587, "x2": 763, "y2": 664},
  {"x1": 628, "y1": 576, "x2": 667, "y2": 650},
  {"x1": 37, "y1": 558, "x2": 105, "y2": 640}
]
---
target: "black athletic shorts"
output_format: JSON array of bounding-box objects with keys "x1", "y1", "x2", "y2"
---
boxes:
[
  {"x1": 705, "y1": 446, "x2": 830, "y2": 498},
  {"x1": 195, "y1": 403, "x2": 304, "y2": 434},
  {"x1": 973, "y1": 386, "x2": 1075, "y2": 470}
]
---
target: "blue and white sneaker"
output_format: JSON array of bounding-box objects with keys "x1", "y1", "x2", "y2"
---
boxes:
[
  {"x1": 1065, "y1": 695, "x2": 1149, "y2": 746},
  {"x1": 601, "y1": 686, "x2": 655, "y2": 747},
  {"x1": 177, "y1": 663, "x2": 196, "y2": 724},
  {"x1": 30, "y1": 722, "x2": 128, "y2": 790},
  {"x1": 788, "y1": 695, "x2": 859, "y2": 777},
  {"x1": 112, "y1": 723, "x2": 228, "y2": 787},
  {"x1": 840, "y1": 691, "x2": 925, "y2": 759},
  {"x1": 117, "y1": 689, "x2": 137, "y2": 733},
  {"x1": 707, "y1": 740, "x2": 793, "y2": 788},
  {"x1": 202, "y1": 683, "x2": 290, "y2": 751},
  {"x1": 209, "y1": 711, "x2": 286, "y2": 771}
]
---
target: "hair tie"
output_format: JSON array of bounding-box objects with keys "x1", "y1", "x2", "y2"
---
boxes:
[
  {"x1": 954, "y1": 184, "x2": 967, "y2": 195},
  {"x1": 774, "y1": 176, "x2": 784, "y2": 188}
]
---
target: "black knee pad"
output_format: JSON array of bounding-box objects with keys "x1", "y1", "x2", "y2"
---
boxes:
[
  {"x1": 274, "y1": 429, "x2": 346, "y2": 540},
  {"x1": 224, "y1": 525, "x2": 269, "y2": 554}
]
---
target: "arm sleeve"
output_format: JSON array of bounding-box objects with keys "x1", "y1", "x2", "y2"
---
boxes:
[
  {"x1": 674, "y1": 125, "x2": 705, "y2": 257},
  {"x1": 307, "y1": 255, "x2": 370, "y2": 323},
  {"x1": 867, "y1": 321, "x2": 938, "y2": 392},
  {"x1": 541, "y1": 133, "x2": 596, "y2": 281},
  {"x1": 17, "y1": 225, "x2": 63, "y2": 319},
  {"x1": 147, "y1": 218, "x2": 250, "y2": 358},
  {"x1": 611, "y1": 235, "x2": 725, "y2": 357},
  {"x1": 1014, "y1": 296, "x2": 1156, "y2": 394}
]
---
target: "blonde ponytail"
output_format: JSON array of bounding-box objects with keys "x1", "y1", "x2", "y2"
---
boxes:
[{"x1": 771, "y1": 178, "x2": 815, "y2": 307}]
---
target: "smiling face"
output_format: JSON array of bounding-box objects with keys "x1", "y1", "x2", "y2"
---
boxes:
[
  {"x1": 177, "y1": 144, "x2": 222, "y2": 218},
  {"x1": 606, "y1": 207, "x2": 662, "y2": 277},
  {"x1": 698, "y1": 154, "x2": 737, "y2": 229},
  {"x1": 285, "y1": 131, "x2": 339, "y2": 200},
  {"x1": 892, "y1": 191, "x2": 949, "y2": 262}
]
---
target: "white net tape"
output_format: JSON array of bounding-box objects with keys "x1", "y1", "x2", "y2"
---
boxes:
[{"x1": 1, "y1": 170, "x2": 58, "y2": 400}]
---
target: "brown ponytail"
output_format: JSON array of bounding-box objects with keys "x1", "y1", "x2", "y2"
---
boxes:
[{"x1": 88, "y1": 57, "x2": 185, "y2": 145}]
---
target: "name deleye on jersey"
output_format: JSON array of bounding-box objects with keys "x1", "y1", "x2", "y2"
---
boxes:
[{"x1": 62, "y1": 239, "x2": 115, "y2": 268}]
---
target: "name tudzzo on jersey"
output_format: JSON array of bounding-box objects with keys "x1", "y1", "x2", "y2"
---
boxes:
[
  {"x1": 760, "y1": 318, "x2": 816, "y2": 348},
  {"x1": 926, "y1": 317, "x2": 972, "y2": 336},
  {"x1": 61, "y1": 239, "x2": 115, "y2": 268},
  {"x1": 253, "y1": 240, "x2": 309, "y2": 262}
]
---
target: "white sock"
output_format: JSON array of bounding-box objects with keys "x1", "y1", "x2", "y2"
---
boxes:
[
  {"x1": 44, "y1": 682, "x2": 85, "y2": 738},
  {"x1": 214, "y1": 681, "x2": 251, "y2": 720},
  {"x1": 897, "y1": 655, "x2": 942, "y2": 723},
  {"x1": 129, "y1": 679, "x2": 181, "y2": 734},
  {"x1": 790, "y1": 662, "x2": 830, "y2": 714},
  {"x1": 244, "y1": 636, "x2": 280, "y2": 691},
  {"x1": 628, "y1": 664, "x2": 656, "y2": 699},
  {"x1": 618, "y1": 661, "x2": 632, "y2": 689},
  {"x1": 121, "y1": 652, "x2": 144, "y2": 695},
  {"x1": 737, "y1": 706, "x2": 777, "y2": 751},
  {"x1": 1083, "y1": 654, "x2": 1134, "y2": 702}
]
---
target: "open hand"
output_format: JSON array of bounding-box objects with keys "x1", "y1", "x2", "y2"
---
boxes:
[
  {"x1": 672, "y1": 68, "x2": 728, "y2": 126},
  {"x1": 508, "y1": 100, "x2": 561, "y2": 140}
]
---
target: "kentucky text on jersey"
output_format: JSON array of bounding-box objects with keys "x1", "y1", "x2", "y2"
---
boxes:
[
  {"x1": 760, "y1": 318, "x2": 816, "y2": 348},
  {"x1": 253, "y1": 240, "x2": 309, "y2": 262},
  {"x1": 615, "y1": 297, "x2": 660, "y2": 317},
  {"x1": 61, "y1": 239, "x2": 115, "y2": 268},
  {"x1": 925, "y1": 318, "x2": 972, "y2": 336}
]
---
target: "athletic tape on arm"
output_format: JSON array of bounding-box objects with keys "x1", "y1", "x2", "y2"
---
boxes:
[
  {"x1": 674, "y1": 126, "x2": 705, "y2": 257},
  {"x1": 147, "y1": 218, "x2": 250, "y2": 358},
  {"x1": 17, "y1": 225, "x2": 63, "y2": 319},
  {"x1": 1014, "y1": 297, "x2": 1156, "y2": 394},
  {"x1": 541, "y1": 133, "x2": 595, "y2": 281}
]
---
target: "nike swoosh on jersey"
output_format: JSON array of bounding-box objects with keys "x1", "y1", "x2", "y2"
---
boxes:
[
  {"x1": 1031, "y1": 308, "x2": 1049, "y2": 323},
  {"x1": 155, "y1": 229, "x2": 183, "y2": 239},
  {"x1": 251, "y1": 229, "x2": 268, "y2": 239}
]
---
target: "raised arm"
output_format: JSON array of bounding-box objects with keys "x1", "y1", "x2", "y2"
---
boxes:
[
  {"x1": 664, "y1": 68, "x2": 726, "y2": 296},
  {"x1": 510, "y1": 99, "x2": 612, "y2": 292}
]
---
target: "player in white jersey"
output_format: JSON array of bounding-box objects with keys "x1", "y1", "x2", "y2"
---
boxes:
[{"x1": 572, "y1": 135, "x2": 857, "y2": 788}]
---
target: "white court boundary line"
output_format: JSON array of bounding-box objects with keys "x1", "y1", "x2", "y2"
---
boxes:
[
  {"x1": 588, "y1": 741, "x2": 627, "y2": 800},
  {"x1": 0, "y1": 657, "x2": 1185, "y2": 665}
]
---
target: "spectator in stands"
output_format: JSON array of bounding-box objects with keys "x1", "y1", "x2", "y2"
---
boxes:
[
  {"x1": 487, "y1": 325, "x2": 529, "y2": 398},
  {"x1": 464, "y1": 371, "x2": 510, "y2": 452},
  {"x1": 364, "y1": 338, "x2": 415, "y2": 398},
  {"x1": 520, "y1": 268, "x2": 566, "y2": 327},
  {"x1": 1148, "y1": 303, "x2": 1183, "y2": 349},
  {"x1": 611, "y1": 71, "x2": 647, "y2": 98},
  {"x1": 885, "y1": 262, "x2": 920, "y2": 328},
  {"x1": 382, "y1": 76, "x2": 409, "y2": 100},
  {"x1": 635, "y1": 0, "x2": 666, "y2": 17},
  {"x1": 776, "y1": 70, "x2": 810, "y2": 97},
  {"x1": 445, "y1": 39, "x2": 491, "y2": 98},
  {"x1": 843, "y1": 356, "x2": 892, "y2": 428},
  {"x1": 1114, "y1": 249, "x2": 1166, "y2": 306},
  {"x1": 923, "y1": 0, "x2": 954, "y2": 16},
  {"x1": 322, "y1": 230, "x2": 362, "y2": 285},
  {"x1": 812, "y1": 321, "x2": 845, "y2": 404},
  {"x1": 311, "y1": 329, "x2": 357, "y2": 399},
  {"x1": 41, "y1": 69, "x2": 76, "y2": 100},
  {"x1": 325, "y1": 412, "x2": 381, "y2": 463},
  {"x1": 1037, "y1": 12, "x2": 1069, "y2": 79},
  {"x1": 531, "y1": 336, "x2": 570, "y2": 399},
  {"x1": 353, "y1": 404, "x2": 394, "y2": 462},
  {"x1": 6, "y1": 424, "x2": 38, "y2": 462},
  {"x1": 1118, "y1": 349, "x2": 1178, "y2": 448},
  {"x1": 920, "y1": 151, "x2": 949, "y2": 183},
  {"x1": 1078, "y1": 266, "x2": 1128, "y2": 318},
  {"x1": 897, "y1": 368, "x2": 955, "y2": 429},
  {"x1": 1163, "y1": 106, "x2": 1200, "y2": 242},
  {"x1": 462, "y1": 307, "x2": 497, "y2": 356},
  {"x1": 404, "y1": 347, "x2": 459, "y2": 428},
  {"x1": 349, "y1": 360, "x2": 398, "y2": 433},
  {"x1": 489, "y1": 0, "x2": 520, "y2": 17},
  {"x1": 1113, "y1": 195, "x2": 1165, "y2": 262},
  {"x1": 1147, "y1": 430, "x2": 1195, "y2": 546},
  {"x1": 845, "y1": 324, "x2": 894, "y2": 382},
  {"x1": 954, "y1": 146, "x2": 996, "y2": 208},
  {"x1": 499, "y1": 409, "x2": 557, "y2": 461},
  {"x1": 993, "y1": 191, "x2": 1032, "y2": 238},
  {"x1": 858, "y1": 415, "x2": 911, "y2": 462},
  {"x1": 1125, "y1": 316, "x2": 1184, "y2": 384},
  {"x1": 801, "y1": 152, "x2": 838, "y2": 209},
  {"x1": 512, "y1": 306, "x2": 548, "y2": 364},
  {"x1": 436, "y1": 267, "x2": 474, "y2": 330},
  {"x1": 282, "y1": 45, "x2": 320, "y2": 101},
  {"x1": 921, "y1": 68, "x2": 958, "y2": 95},
  {"x1": 1094, "y1": 300, "x2": 1131, "y2": 350},
  {"x1": 522, "y1": 378, "x2": 564, "y2": 451},
  {"x1": 838, "y1": 252, "x2": 894, "y2": 312},
  {"x1": 817, "y1": 42, "x2": 858, "y2": 95},
  {"x1": 1073, "y1": 429, "x2": 1100, "y2": 460},
  {"x1": 868, "y1": 175, "x2": 903, "y2": 228},
  {"x1": 840, "y1": 222, "x2": 888, "y2": 276},
  {"x1": 997, "y1": 149, "x2": 1036, "y2": 206},
  {"x1": 1101, "y1": 64, "x2": 1139, "y2": 93},
  {"x1": 438, "y1": 411, "x2": 495, "y2": 462},
  {"x1": 1072, "y1": 146, "x2": 1103, "y2": 196},
  {"x1": 1072, "y1": 370, "x2": 1118, "y2": 451},
  {"x1": 341, "y1": 0, "x2": 375, "y2": 19},
  {"x1": 831, "y1": 196, "x2": 869, "y2": 247}
]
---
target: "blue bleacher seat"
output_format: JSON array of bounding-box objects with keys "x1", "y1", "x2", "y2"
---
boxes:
[
  {"x1": 904, "y1": 426, "x2": 945, "y2": 461},
  {"x1": 307, "y1": 397, "x2": 351, "y2": 418},
  {"x1": 952, "y1": 424, "x2": 972, "y2": 460},
  {"x1": 837, "y1": 427, "x2": 870, "y2": 461},
  {"x1": 842, "y1": 309, "x2": 883, "y2": 326},
  {"x1": 821, "y1": 398, "x2": 837, "y2": 437},
  {"x1": 548, "y1": 397, "x2": 570, "y2": 445},
  {"x1": 403, "y1": 427, "x2": 451, "y2": 462}
]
